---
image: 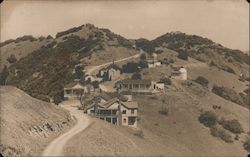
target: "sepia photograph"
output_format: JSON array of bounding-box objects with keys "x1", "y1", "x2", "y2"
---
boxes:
[{"x1": 0, "y1": 0, "x2": 249, "y2": 157}]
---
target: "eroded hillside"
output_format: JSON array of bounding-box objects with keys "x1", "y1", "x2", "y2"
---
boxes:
[{"x1": 0, "y1": 86, "x2": 76, "y2": 157}]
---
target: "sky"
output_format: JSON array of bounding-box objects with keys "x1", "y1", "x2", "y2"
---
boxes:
[{"x1": 0, "y1": 0, "x2": 249, "y2": 51}]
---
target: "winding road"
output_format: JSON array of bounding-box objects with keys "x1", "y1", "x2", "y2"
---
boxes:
[{"x1": 42, "y1": 101, "x2": 90, "y2": 157}]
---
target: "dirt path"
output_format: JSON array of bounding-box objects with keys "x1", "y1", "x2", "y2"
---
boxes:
[{"x1": 42, "y1": 101, "x2": 90, "y2": 157}]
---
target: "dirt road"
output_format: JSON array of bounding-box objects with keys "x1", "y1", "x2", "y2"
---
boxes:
[
  {"x1": 86, "y1": 52, "x2": 142, "y2": 75},
  {"x1": 42, "y1": 101, "x2": 90, "y2": 157}
]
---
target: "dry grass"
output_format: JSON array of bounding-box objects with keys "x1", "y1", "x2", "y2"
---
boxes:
[{"x1": 0, "y1": 86, "x2": 75, "y2": 157}]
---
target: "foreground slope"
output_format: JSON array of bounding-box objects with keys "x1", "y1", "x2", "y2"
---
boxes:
[{"x1": 0, "y1": 86, "x2": 75, "y2": 157}]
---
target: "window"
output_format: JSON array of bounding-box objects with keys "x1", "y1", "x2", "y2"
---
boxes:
[
  {"x1": 66, "y1": 90, "x2": 71, "y2": 94},
  {"x1": 122, "y1": 110, "x2": 126, "y2": 114},
  {"x1": 123, "y1": 118, "x2": 127, "y2": 123},
  {"x1": 128, "y1": 117, "x2": 136, "y2": 125},
  {"x1": 131, "y1": 109, "x2": 135, "y2": 114}
]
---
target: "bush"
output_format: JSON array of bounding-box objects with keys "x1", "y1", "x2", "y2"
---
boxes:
[
  {"x1": 199, "y1": 111, "x2": 217, "y2": 127},
  {"x1": 131, "y1": 73, "x2": 142, "y2": 80},
  {"x1": 210, "y1": 126, "x2": 233, "y2": 143},
  {"x1": 243, "y1": 138, "x2": 250, "y2": 152},
  {"x1": 243, "y1": 88, "x2": 250, "y2": 94},
  {"x1": 194, "y1": 76, "x2": 209, "y2": 87},
  {"x1": 220, "y1": 119, "x2": 243, "y2": 134},
  {"x1": 212, "y1": 85, "x2": 244, "y2": 106},
  {"x1": 177, "y1": 50, "x2": 188, "y2": 60},
  {"x1": 134, "y1": 129, "x2": 144, "y2": 138},
  {"x1": 160, "y1": 77, "x2": 172, "y2": 85},
  {"x1": 138, "y1": 60, "x2": 148, "y2": 69},
  {"x1": 140, "y1": 53, "x2": 147, "y2": 60},
  {"x1": 7, "y1": 54, "x2": 17, "y2": 64},
  {"x1": 91, "y1": 81, "x2": 99, "y2": 89}
]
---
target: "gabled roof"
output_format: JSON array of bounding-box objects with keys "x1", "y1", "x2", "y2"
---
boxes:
[
  {"x1": 85, "y1": 98, "x2": 138, "y2": 110},
  {"x1": 117, "y1": 79, "x2": 152, "y2": 85},
  {"x1": 120, "y1": 101, "x2": 138, "y2": 109},
  {"x1": 64, "y1": 82, "x2": 84, "y2": 89}
]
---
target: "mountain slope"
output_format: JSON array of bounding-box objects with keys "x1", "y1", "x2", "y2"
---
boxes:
[
  {"x1": 0, "y1": 86, "x2": 75, "y2": 157},
  {"x1": 150, "y1": 32, "x2": 249, "y2": 78}
]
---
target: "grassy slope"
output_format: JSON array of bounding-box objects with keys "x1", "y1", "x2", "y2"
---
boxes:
[
  {"x1": 0, "y1": 86, "x2": 75, "y2": 157},
  {"x1": 0, "y1": 39, "x2": 53, "y2": 69}
]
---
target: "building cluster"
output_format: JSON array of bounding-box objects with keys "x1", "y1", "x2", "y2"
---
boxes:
[
  {"x1": 63, "y1": 51, "x2": 188, "y2": 128},
  {"x1": 85, "y1": 95, "x2": 138, "y2": 128}
]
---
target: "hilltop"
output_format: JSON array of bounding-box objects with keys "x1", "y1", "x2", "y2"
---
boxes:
[{"x1": 0, "y1": 86, "x2": 75, "y2": 157}]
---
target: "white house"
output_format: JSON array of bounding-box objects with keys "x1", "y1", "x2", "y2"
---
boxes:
[
  {"x1": 85, "y1": 97, "x2": 138, "y2": 128},
  {"x1": 116, "y1": 79, "x2": 164, "y2": 94},
  {"x1": 97, "y1": 63, "x2": 121, "y2": 81},
  {"x1": 147, "y1": 53, "x2": 162, "y2": 68}
]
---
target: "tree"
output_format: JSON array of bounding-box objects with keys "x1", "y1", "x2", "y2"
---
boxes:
[
  {"x1": 0, "y1": 65, "x2": 9, "y2": 85},
  {"x1": 121, "y1": 62, "x2": 139, "y2": 73},
  {"x1": 7, "y1": 54, "x2": 17, "y2": 64},
  {"x1": 131, "y1": 73, "x2": 142, "y2": 80}
]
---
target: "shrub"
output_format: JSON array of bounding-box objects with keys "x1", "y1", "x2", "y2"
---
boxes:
[
  {"x1": 212, "y1": 85, "x2": 244, "y2": 106},
  {"x1": 243, "y1": 138, "x2": 250, "y2": 152},
  {"x1": 220, "y1": 119, "x2": 243, "y2": 134},
  {"x1": 160, "y1": 77, "x2": 172, "y2": 85},
  {"x1": 194, "y1": 76, "x2": 209, "y2": 87},
  {"x1": 199, "y1": 111, "x2": 217, "y2": 127},
  {"x1": 138, "y1": 60, "x2": 148, "y2": 69},
  {"x1": 243, "y1": 88, "x2": 250, "y2": 94},
  {"x1": 210, "y1": 126, "x2": 233, "y2": 143},
  {"x1": 7, "y1": 54, "x2": 17, "y2": 64},
  {"x1": 134, "y1": 129, "x2": 144, "y2": 138},
  {"x1": 140, "y1": 53, "x2": 147, "y2": 60},
  {"x1": 131, "y1": 73, "x2": 142, "y2": 80},
  {"x1": 91, "y1": 81, "x2": 99, "y2": 89},
  {"x1": 221, "y1": 65, "x2": 235, "y2": 74},
  {"x1": 177, "y1": 50, "x2": 188, "y2": 60}
]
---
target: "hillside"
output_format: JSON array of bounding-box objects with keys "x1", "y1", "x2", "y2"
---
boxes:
[
  {"x1": 150, "y1": 32, "x2": 249, "y2": 78},
  {"x1": 0, "y1": 86, "x2": 76, "y2": 157},
  {"x1": 1, "y1": 24, "x2": 139, "y2": 103},
  {"x1": 0, "y1": 23, "x2": 249, "y2": 107},
  {"x1": 0, "y1": 35, "x2": 54, "y2": 69},
  {"x1": 63, "y1": 80, "x2": 249, "y2": 156}
]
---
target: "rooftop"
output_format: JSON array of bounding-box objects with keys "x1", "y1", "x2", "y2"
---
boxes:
[
  {"x1": 64, "y1": 82, "x2": 84, "y2": 88},
  {"x1": 117, "y1": 79, "x2": 152, "y2": 85}
]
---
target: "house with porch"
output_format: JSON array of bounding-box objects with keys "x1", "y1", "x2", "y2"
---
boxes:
[
  {"x1": 85, "y1": 96, "x2": 138, "y2": 128},
  {"x1": 64, "y1": 82, "x2": 94, "y2": 100},
  {"x1": 116, "y1": 79, "x2": 164, "y2": 94}
]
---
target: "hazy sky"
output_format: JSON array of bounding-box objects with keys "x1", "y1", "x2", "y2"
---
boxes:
[{"x1": 0, "y1": 0, "x2": 249, "y2": 51}]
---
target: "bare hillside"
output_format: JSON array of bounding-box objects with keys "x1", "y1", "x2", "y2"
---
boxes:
[{"x1": 0, "y1": 86, "x2": 76, "y2": 157}]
